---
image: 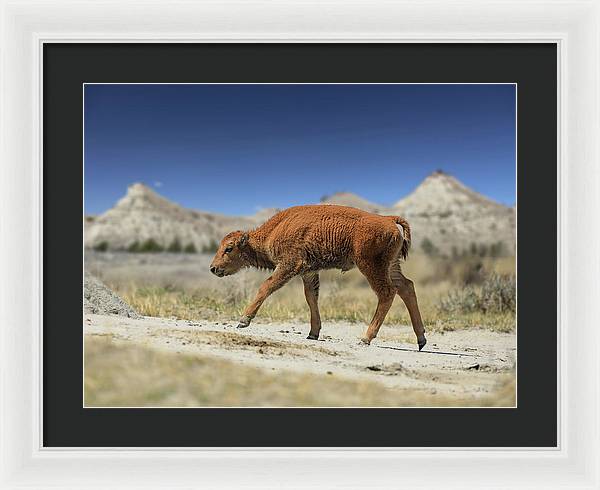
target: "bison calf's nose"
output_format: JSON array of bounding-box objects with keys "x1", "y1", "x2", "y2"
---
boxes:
[{"x1": 210, "y1": 266, "x2": 217, "y2": 275}]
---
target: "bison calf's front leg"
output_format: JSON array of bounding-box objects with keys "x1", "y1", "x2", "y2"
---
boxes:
[
  {"x1": 236, "y1": 315, "x2": 253, "y2": 329},
  {"x1": 237, "y1": 267, "x2": 295, "y2": 329}
]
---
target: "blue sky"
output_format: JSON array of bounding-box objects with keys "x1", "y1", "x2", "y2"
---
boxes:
[{"x1": 84, "y1": 84, "x2": 516, "y2": 216}]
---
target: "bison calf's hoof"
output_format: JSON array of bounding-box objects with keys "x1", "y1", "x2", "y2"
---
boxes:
[
  {"x1": 418, "y1": 337, "x2": 427, "y2": 351},
  {"x1": 306, "y1": 334, "x2": 319, "y2": 340},
  {"x1": 237, "y1": 316, "x2": 252, "y2": 329},
  {"x1": 359, "y1": 337, "x2": 371, "y2": 346}
]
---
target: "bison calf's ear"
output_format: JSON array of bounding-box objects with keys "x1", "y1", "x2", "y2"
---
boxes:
[{"x1": 239, "y1": 232, "x2": 249, "y2": 247}]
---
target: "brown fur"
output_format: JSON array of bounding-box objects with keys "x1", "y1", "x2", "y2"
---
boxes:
[{"x1": 210, "y1": 205, "x2": 426, "y2": 349}]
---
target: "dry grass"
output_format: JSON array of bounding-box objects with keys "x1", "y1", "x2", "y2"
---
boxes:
[
  {"x1": 114, "y1": 254, "x2": 516, "y2": 333},
  {"x1": 84, "y1": 336, "x2": 515, "y2": 408},
  {"x1": 88, "y1": 251, "x2": 516, "y2": 332},
  {"x1": 121, "y1": 284, "x2": 515, "y2": 333}
]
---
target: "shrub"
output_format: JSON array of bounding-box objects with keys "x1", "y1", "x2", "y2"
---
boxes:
[
  {"x1": 93, "y1": 241, "x2": 109, "y2": 252},
  {"x1": 201, "y1": 239, "x2": 218, "y2": 254},
  {"x1": 460, "y1": 259, "x2": 485, "y2": 285},
  {"x1": 139, "y1": 238, "x2": 164, "y2": 253},
  {"x1": 167, "y1": 238, "x2": 183, "y2": 253},
  {"x1": 469, "y1": 242, "x2": 478, "y2": 256},
  {"x1": 438, "y1": 273, "x2": 516, "y2": 314},
  {"x1": 128, "y1": 241, "x2": 141, "y2": 253},
  {"x1": 184, "y1": 243, "x2": 198, "y2": 254},
  {"x1": 421, "y1": 238, "x2": 439, "y2": 257},
  {"x1": 489, "y1": 241, "x2": 507, "y2": 258}
]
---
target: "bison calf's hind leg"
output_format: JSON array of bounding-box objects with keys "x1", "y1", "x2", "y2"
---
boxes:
[
  {"x1": 390, "y1": 264, "x2": 427, "y2": 350},
  {"x1": 302, "y1": 273, "x2": 321, "y2": 340},
  {"x1": 360, "y1": 289, "x2": 395, "y2": 345},
  {"x1": 356, "y1": 261, "x2": 396, "y2": 345}
]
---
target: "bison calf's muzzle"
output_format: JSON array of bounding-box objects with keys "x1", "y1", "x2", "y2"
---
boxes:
[{"x1": 210, "y1": 265, "x2": 226, "y2": 277}]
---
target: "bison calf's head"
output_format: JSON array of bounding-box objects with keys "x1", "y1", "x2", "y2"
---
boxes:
[{"x1": 209, "y1": 231, "x2": 249, "y2": 277}]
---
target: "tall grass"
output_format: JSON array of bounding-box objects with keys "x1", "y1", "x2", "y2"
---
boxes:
[{"x1": 114, "y1": 254, "x2": 516, "y2": 332}]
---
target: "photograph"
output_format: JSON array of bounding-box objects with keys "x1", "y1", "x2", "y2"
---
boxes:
[{"x1": 83, "y1": 83, "x2": 517, "y2": 408}]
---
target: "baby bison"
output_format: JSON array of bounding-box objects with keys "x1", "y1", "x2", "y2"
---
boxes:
[{"x1": 210, "y1": 204, "x2": 427, "y2": 350}]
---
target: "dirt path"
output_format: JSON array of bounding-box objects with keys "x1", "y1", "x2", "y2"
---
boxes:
[{"x1": 85, "y1": 313, "x2": 516, "y2": 404}]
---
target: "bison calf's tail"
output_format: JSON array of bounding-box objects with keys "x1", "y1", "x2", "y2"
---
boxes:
[{"x1": 391, "y1": 216, "x2": 411, "y2": 260}]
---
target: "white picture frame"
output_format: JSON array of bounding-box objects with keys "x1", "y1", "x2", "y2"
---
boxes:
[{"x1": 1, "y1": 0, "x2": 598, "y2": 488}]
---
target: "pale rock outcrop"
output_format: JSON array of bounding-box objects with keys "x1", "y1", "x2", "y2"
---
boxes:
[{"x1": 85, "y1": 172, "x2": 515, "y2": 256}]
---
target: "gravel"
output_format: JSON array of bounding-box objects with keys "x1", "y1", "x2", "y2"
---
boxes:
[{"x1": 84, "y1": 272, "x2": 139, "y2": 318}]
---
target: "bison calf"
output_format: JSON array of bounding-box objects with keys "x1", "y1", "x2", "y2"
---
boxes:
[{"x1": 209, "y1": 204, "x2": 427, "y2": 350}]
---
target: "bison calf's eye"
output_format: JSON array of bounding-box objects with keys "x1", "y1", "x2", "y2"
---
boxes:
[{"x1": 224, "y1": 246, "x2": 233, "y2": 253}]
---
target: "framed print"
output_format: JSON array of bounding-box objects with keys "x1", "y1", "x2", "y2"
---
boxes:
[{"x1": 1, "y1": 1, "x2": 599, "y2": 489}]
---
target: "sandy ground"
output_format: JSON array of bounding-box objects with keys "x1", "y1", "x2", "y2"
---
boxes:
[{"x1": 85, "y1": 313, "x2": 516, "y2": 404}]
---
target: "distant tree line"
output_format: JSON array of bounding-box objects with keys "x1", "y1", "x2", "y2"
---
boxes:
[
  {"x1": 420, "y1": 238, "x2": 509, "y2": 259},
  {"x1": 201, "y1": 239, "x2": 219, "y2": 254},
  {"x1": 92, "y1": 238, "x2": 199, "y2": 254},
  {"x1": 92, "y1": 241, "x2": 109, "y2": 252}
]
